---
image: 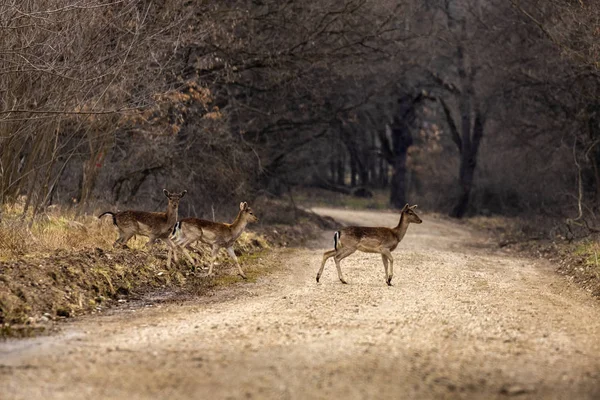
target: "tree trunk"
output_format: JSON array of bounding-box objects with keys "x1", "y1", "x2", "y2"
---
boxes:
[
  {"x1": 369, "y1": 131, "x2": 377, "y2": 186},
  {"x1": 588, "y1": 104, "x2": 600, "y2": 207},
  {"x1": 350, "y1": 151, "x2": 357, "y2": 187},
  {"x1": 358, "y1": 150, "x2": 369, "y2": 186},
  {"x1": 336, "y1": 151, "x2": 345, "y2": 186},
  {"x1": 329, "y1": 136, "x2": 336, "y2": 183},
  {"x1": 379, "y1": 157, "x2": 387, "y2": 187},
  {"x1": 390, "y1": 149, "x2": 408, "y2": 208},
  {"x1": 388, "y1": 120, "x2": 413, "y2": 208},
  {"x1": 450, "y1": 109, "x2": 485, "y2": 218},
  {"x1": 451, "y1": 149, "x2": 476, "y2": 218}
]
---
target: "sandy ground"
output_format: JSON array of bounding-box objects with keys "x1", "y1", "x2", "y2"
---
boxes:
[{"x1": 1, "y1": 208, "x2": 600, "y2": 399}]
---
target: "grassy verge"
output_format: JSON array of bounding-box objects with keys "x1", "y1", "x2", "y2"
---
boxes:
[{"x1": 0, "y1": 197, "x2": 330, "y2": 338}]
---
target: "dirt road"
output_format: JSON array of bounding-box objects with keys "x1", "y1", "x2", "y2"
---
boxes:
[{"x1": 2, "y1": 208, "x2": 600, "y2": 399}]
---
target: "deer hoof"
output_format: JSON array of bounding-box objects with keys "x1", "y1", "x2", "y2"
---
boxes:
[
  {"x1": 340, "y1": 279, "x2": 348, "y2": 284},
  {"x1": 239, "y1": 273, "x2": 247, "y2": 280},
  {"x1": 386, "y1": 278, "x2": 393, "y2": 286},
  {"x1": 316, "y1": 274, "x2": 321, "y2": 283}
]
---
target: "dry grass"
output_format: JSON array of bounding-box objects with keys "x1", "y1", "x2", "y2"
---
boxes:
[{"x1": 0, "y1": 202, "x2": 150, "y2": 261}]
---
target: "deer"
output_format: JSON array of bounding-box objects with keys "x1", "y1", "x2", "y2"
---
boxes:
[
  {"x1": 316, "y1": 203, "x2": 422, "y2": 286},
  {"x1": 98, "y1": 189, "x2": 187, "y2": 248},
  {"x1": 168, "y1": 202, "x2": 258, "y2": 279}
]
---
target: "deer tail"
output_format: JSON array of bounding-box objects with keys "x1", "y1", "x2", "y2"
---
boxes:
[{"x1": 98, "y1": 211, "x2": 116, "y2": 226}]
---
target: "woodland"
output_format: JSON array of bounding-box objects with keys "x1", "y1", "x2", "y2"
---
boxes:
[{"x1": 0, "y1": 0, "x2": 598, "y2": 227}]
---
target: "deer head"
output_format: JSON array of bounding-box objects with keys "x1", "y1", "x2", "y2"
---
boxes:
[
  {"x1": 239, "y1": 201, "x2": 258, "y2": 223},
  {"x1": 164, "y1": 189, "x2": 187, "y2": 209},
  {"x1": 401, "y1": 203, "x2": 422, "y2": 224}
]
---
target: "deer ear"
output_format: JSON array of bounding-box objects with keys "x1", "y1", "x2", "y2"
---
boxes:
[
  {"x1": 402, "y1": 203, "x2": 409, "y2": 212},
  {"x1": 181, "y1": 190, "x2": 187, "y2": 198},
  {"x1": 163, "y1": 189, "x2": 169, "y2": 197},
  {"x1": 410, "y1": 204, "x2": 418, "y2": 210},
  {"x1": 240, "y1": 202, "x2": 245, "y2": 210}
]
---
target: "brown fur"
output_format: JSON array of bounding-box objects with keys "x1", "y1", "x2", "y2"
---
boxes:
[
  {"x1": 316, "y1": 204, "x2": 422, "y2": 286},
  {"x1": 98, "y1": 189, "x2": 187, "y2": 248},
  {"x1": 168, "y1": 202, "x2": 258, "y2": 279}
]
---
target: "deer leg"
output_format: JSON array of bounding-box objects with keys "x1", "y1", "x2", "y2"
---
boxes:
[
  {"x1": 167, "y1": 247, "x2": 173, "y2": 268},
  {"x1": 226, "y1": 247, "x2": 246, "y2": 279},
  {"x1": 145, "y1": 236, "x2": 157, "y2": 248},
  {"x1": 172, "y1": 246, "x2": 179, "y2": 264},
  {"x1": 182, "y1": 248, "x2": 196, "y2": 266},
  {"x1": 206, "y1": 245, "x2": 220, "y2": 276},
  {"x1": 381, "y1": 249, "x2": 394, "y2": 286},
  {"x1": 180, "y1": 242, "x2": 197, "y2": 267},
  {"x1": 113, "y1": 230, "x2": 124, "y2": 248},
  {"x1": 334, "y1": 248, "x2": 356, "y2": 284},
  {"x1": 165, "y1": 239, "x2": 179, "y2": 268},
  {"x1": 188, "y1": 244, "x2": 207, "y2": 270},
  {"x1": 114, "y1": 230, "x2": 133, "y2": 248},
  {"x1": 317, "y1": 249, "x2": 336, "y2": 283},
  {"x1": 381, "y1": 254, "x2": 389, "y2": 283}
]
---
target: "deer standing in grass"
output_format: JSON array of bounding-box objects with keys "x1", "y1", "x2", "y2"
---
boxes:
[
  {"x1": 317, "y1": 204, "x2": 422, "y2": 286},
  {"x1": 98, "y1": 189, "x2": 187, "y2": 248},
  {"x1": 169, "y1": 202, "x2": 258, "y2": 279}
]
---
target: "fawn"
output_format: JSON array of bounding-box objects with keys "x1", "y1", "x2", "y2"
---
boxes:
[
  {"x1": 317, "y1": 204, "x2": 422, "y2": 286},
  {"x1": 98, "y1": 189, "x2": 187, "y2": 248},
  {"x1": 169, "y1": 202, "x2": 258, "y2": 279}
]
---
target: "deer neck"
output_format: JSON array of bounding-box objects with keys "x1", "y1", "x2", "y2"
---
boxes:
[
  {"x1": 165, "y1": 202, "x2": 178, "y2": 225},
  {"x1": 392, "y1": 213, "x2": 410, "y2": 241},
  {"x1": 229, "y1": 211, "x2": 249, "y2": 240}
]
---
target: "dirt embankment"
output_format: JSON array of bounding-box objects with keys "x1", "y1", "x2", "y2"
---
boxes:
[
  {"x1": 2, "y1": 208, "x2": 600, "y2": 399},
  {"x1": 0, "y1": 237, "x2": 269, "y2": 338}
]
